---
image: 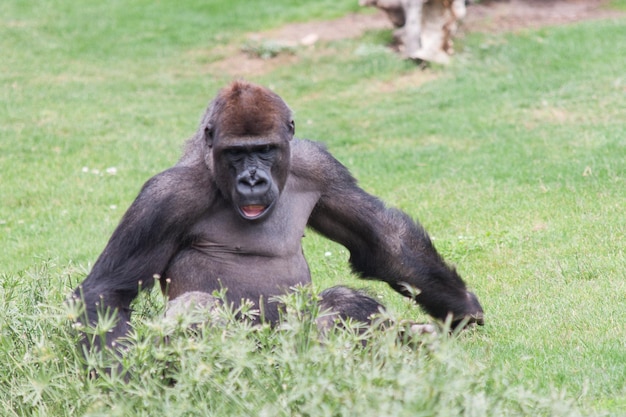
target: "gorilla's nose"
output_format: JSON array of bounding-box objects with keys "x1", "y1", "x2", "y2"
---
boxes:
[
  {"x1": 236, "y1": 170, "x2": 270, "y2": 195},
  {"x1": 239, "y1": 175, "x2": 267, "y2": 188}
]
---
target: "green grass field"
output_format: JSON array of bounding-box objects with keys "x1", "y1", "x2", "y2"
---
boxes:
[{"x1": 1, "y1": 0, "x2": 625, "y2": 415}]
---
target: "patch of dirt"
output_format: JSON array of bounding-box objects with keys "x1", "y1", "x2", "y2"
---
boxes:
[
  {"x1": 462, "y1": 0, "x2": 624, "y2": 33},
  {"x1": 207, "y1": 0, "x2": 623, "y2": 77},
  {"x1": 207, "y1": 13, "x2": 392, "y2": 78},
  {"x1": 209, "y1": 49, "x2": 301, "y2": 79},
  {"x1": 248, "y1": 12, "x2": 392, "y2": 46}
]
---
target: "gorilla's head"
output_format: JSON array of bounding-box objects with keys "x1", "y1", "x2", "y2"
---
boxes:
[{"x1": 202, "y1": 81, "x2": 295, "y2": 221}]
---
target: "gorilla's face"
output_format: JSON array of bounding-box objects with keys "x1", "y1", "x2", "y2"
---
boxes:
[
  {"x1": 204, "y1": 82, "x2": 295, "y2": 221},
  {"x1": 215, "y1": 139, "x2": 289, "y2": 221}
]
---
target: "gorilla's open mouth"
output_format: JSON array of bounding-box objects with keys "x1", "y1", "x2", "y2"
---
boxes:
[{"x1": 240, "y1": 205, "x2": 268, "y2": 219}]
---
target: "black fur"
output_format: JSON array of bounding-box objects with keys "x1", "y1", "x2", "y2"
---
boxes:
[
  {"x1": 319, "y1": 286, "x2": 384, "y2": 324},
  {"x1": 73, "y1": 81, "x2": 483, "y2": 350}
]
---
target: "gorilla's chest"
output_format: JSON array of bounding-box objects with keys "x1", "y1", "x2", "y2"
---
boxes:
[{"x1": 191, "y1": 188, "x2": 320, "y2": 258}]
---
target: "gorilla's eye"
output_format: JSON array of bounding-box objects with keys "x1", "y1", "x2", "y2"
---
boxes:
[
  {"x1": 257, "y1": 145, "x2": 278, "y2": 160},
  {"x1": 224, "y1": 148, "x2": 246, "y2": 160}
]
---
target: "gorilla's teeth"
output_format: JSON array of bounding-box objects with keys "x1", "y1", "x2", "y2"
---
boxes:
[{"x1": 242, "y1": 205, "x2": 266, "y2": 217}]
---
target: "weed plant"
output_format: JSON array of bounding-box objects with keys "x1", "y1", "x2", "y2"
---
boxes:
[{"x1": 2, "y1": 276, "x2": 583, "y2": 417}]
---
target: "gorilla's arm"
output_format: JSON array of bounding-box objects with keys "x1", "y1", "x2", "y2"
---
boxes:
[
  {"x1": 73, "y1": 166, "x2": 211, "y2": 349},
  {"x1": 304, "y1": 143, "x2": 483, "y2": 324}
]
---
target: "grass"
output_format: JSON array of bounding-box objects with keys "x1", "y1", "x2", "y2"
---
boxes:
[{"x1": 1, "y1": 0, "x2": 625, "y2": 415}]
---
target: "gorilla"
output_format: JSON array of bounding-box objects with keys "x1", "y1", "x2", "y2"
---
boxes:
[{"x1": 73, "y1": 81, "x2": 483, "y2": 349}]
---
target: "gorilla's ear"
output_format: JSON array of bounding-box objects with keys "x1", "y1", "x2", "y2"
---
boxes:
[
  {"x1": 199, "y1": 99, "x2": 217, "y2": 148},
  {"x1": 289, "y1": 120, "x2": 295, "y2": 137},
  {"x1": 204, "y1": 124, "x2": 214, "y2": 148}
]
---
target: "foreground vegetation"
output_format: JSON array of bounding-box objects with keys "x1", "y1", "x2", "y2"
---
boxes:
[{"x1": 1, "y1": 0, "x2": 624, "y2": 415}]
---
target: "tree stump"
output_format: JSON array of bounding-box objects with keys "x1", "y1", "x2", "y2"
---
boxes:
[{"x1": 360, "y1": 0, "x2": 466, "y2": 64}]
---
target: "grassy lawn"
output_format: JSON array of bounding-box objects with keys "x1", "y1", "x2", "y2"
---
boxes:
[{"x1": 1, "y1": 0, "x2": 624, "y2": 415}]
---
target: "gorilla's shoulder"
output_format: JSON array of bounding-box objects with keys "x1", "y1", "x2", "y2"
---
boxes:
[
  {"x1": 140, "y1": 165, "x2": 213, "y2": 200},
  {"x1": 291, "y1": 138, "x2": 327, "y2": 155},
  {"x1": 291, "y1": 139, "x2": 355, "y2": 184}
]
